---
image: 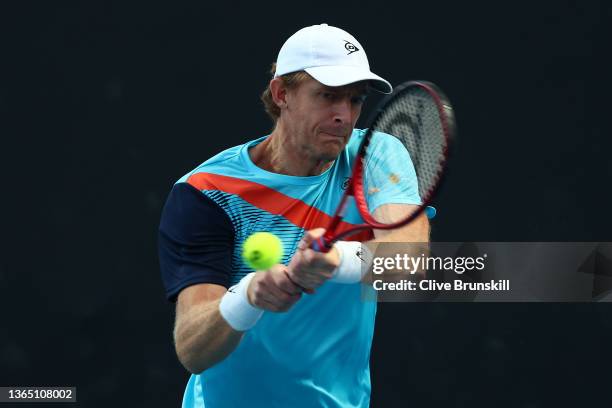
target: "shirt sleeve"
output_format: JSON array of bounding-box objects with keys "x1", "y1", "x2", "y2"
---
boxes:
[
  {"x1": 158, "y1": 182, "x2": 234, "y2": 302},
  {"x1": 364, "y1": 131, "x2": 422, "y2": 213}
]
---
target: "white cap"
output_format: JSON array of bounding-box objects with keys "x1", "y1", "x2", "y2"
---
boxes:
[{"x1": 274, "y1": 24, "x2": 392, "y2": 94}]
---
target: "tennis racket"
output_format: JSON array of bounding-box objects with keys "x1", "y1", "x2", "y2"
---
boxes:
[{"x1": 313, "y1": 80, "x2": 456, "y2": 252}]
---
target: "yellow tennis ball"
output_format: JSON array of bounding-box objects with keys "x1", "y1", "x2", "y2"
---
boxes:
[{"x1": 242, "y1": 232, "x2": 284, "y2": 271}]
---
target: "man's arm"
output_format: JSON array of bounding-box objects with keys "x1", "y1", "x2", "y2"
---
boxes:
[
  {"x1": 159, "y1": 183, "x2": 243, "y2": 373},
  {"x1": 368, "y1": 203, "x2": 430, "y2": 280},
  {"x1": 371, "y1": 203, "x2": 430, "y2": 242},
  {"x1": 161, "y1": 183, "x2": 305, "y2": 374},
  {"x1": 174, "y1": 267, "x2": 303, "y2": 374},
  {"x1": 174, "y1": 284, "x2": 242, "y2": 374}
]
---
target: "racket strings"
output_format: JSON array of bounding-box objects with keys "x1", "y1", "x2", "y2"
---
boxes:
[{"x1": 367, "y1": 87, "x2": 447, "y2": 202}]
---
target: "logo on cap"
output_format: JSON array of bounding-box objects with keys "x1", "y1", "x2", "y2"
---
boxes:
[{"x1": 344, "y1": 40, "x2": 359, "y2": 55}]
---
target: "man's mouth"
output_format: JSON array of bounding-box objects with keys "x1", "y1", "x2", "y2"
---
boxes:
[{"x1": 320, "y1": 131, "x2": 347, "y2": 138}]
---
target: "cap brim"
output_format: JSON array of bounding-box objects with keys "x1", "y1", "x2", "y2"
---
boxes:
[{"x1": 305, "y1": 66, "x2": 392, "y2": 94}]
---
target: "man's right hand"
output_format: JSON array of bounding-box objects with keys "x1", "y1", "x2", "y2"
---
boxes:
[
  {"x1": 286, "y1": 228, "x2": 340, "y2": 291},
  {"x1": 247, "y1": 265, "x2": 303, "y2": 312}
]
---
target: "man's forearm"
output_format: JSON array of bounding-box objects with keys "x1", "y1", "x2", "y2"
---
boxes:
[
  {"x1": 174, "y1": 299, "x2": 243, "y2": 374},
  {"x1": 373, "y1": 212, "x2": 430, "y2": 243},
  {"x1": 366, "y1": 211, "x2": 431, "y2": 281}
]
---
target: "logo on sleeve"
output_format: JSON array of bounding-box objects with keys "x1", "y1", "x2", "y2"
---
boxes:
[
  {"x1": 356, "y1": 247, "x2": 364, "y2": 262},
  {"x1": 344, "y1": 40, "x2": 359, "y2": 55}
]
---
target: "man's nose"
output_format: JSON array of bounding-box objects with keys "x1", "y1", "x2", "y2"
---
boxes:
[{"x1": 332, "y1": 98, "x2": 352, "y2": 124}]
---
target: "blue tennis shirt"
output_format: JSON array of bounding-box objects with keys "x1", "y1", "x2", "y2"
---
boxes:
[{"x1": 159, "y1": 129, "x2": 421, "y2": 408}]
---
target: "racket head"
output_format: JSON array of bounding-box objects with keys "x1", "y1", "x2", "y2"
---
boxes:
[{"x1": 352, "y1": 80, "x2": 455, "y2": 229}]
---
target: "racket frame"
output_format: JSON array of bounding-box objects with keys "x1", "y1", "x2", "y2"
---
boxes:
[{"x1": 314, "y1": 81, "x2": 455, "y2": 251}]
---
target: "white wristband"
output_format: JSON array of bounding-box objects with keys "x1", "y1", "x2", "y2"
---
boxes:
[
  {"x1": 219, "y1": 273, "x2": 263, "y2": 331},
  {"x1": 331, "y1": 241, "x2": 371, "y2": 284}
]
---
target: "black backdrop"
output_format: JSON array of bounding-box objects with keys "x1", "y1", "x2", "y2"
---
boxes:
[{"x1": 2, "y1": 1, "x2": 611, "y2": 407}]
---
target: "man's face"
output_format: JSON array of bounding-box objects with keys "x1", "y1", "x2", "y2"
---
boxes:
[{"x1": 281, "y1": 77, "x2": 368, "y2": 162}]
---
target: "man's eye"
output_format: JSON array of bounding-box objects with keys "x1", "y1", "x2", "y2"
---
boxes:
[{"x1": 322, "y1": 92, "x2": 334, "y2": 99}]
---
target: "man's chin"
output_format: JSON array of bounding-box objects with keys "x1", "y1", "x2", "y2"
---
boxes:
[
  {"x1": 317, "y1": 144, "x2": 345, "y2": 161},
  {"x1": 309, "y1": 133, "x2": 349, "y2": 160}
]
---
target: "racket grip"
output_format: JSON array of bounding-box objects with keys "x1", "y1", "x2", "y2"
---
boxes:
[{"x1": 312, "y1": 236, "x2": 332, "y2": 253}]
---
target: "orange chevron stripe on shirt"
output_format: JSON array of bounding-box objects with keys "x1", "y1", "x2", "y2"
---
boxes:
[{"x1": 187, "y1": 172, "x2": 373, "y2": 242}]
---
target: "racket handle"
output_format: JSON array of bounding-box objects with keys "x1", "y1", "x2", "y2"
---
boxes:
[{"x1": 312, "y1": 236, "x2": 333, "y2": 253}]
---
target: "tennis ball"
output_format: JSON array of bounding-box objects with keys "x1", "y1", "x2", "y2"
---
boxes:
[{"x1": 242, "y1": 232, "x2": 284, "y2": 271}]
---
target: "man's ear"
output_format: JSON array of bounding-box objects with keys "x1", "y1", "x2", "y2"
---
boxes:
[{"x1": 269, "y1": 78, "x2": 288, "y2": 109}]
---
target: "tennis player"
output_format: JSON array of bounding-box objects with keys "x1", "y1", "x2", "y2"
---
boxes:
[{"x1": 159, "y1": 23, "x2": 429, "y2": 408}]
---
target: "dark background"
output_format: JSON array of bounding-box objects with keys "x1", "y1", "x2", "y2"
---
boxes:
[{"x1": 2, "y1": 0, "x2": 611, "y2": 406}]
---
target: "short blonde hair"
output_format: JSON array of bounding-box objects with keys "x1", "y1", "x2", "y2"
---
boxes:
[{"x1": 260, "y1": 62, "x2": 311, "y2": 123}]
